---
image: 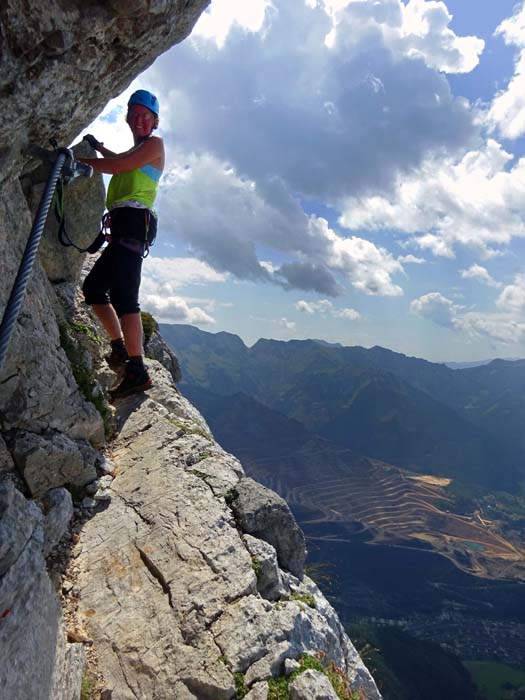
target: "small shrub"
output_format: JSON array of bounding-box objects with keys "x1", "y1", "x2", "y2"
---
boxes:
[
  {"x1": 234, "y1": 672, "x2": 248, "y2": 699},
  {"x1": 268, "y1": 676, "x2": 290, "y2": 700},
  {"x1": 305, "y1": 561, "x2": 334, "y2": 587},
  {"x1": 80, "y1": 673, "x2": 95, "y2": 700},
  {"x1": 70, "y1": 322, "x2": 103, "y2": 346},
  {"x1": 291, "y1": 592, "x2": 316, "y2": 609},
  {"x1": 266, "y1": 653, "x2": 368, "y2": 700},
  {"x1": 251, "y1": 557, "x2": 262, "y2": 580},
  {"x1": 141, "y1": 311, "x2": 157, "y2": 345},
  {"x1": 59, "y1": 323, "x2": 111, "y2": 436}
]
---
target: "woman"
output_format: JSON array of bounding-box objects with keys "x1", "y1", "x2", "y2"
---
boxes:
[{"x1": 79, "y1": 89, "x2": 165, "y2": 399}]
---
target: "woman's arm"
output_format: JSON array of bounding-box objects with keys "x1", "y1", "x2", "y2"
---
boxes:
[
  {"x1": 78, "y1": 137, "x2": 164, "y2": 175},
  {"x1": 82, "y1": 134, "x2": 118, "y2": 158},
  {"x1": 97, "y1": 144, "x2": 118, "y2": 158}
]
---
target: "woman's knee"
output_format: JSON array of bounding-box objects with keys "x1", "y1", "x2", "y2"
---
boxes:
[
  {"x1": 82, "y1": 275, "x2": 108, "y2": 306},
  {"x1": 111, "y1": 293, "x2": 141, "y2": 318}
]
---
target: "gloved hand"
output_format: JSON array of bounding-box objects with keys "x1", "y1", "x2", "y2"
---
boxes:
[{"x1": 83, "y1": 134, "x2": 102, "y2": 151}]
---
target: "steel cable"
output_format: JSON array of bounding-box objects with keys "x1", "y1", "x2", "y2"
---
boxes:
[{"x1": 0, "y1": 151, "x2": 69, "y2": 370}]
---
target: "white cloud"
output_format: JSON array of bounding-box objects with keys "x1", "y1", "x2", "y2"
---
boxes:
[
  {"x1": 139, "y1": 256, "x2": 225, "y2": 324},
  {"x1": 260, "y1": 260, "x2": 278, "y2": 275},
  {"x1": 276, "y1": 317, "x2": 296, "y2": 331},
  {"x1": 324, "y1": 223, "x2": 404, "y2": 296},
  {"x1": 295, "y1": 299, "x2": 361, "y2": 320},
  {"x1": 140, "y1": 295, "x2": 216, "y2": 325},
  {"x1": 199, "y1": 0, "x2": 484, "y2": 73},
  {"x1": 460, "y1": 264, "x2": 501, "y2": 288},
  {"x1": 157, "y1": 152, "x2": 405, "y2": 296},
  {"x1": 411, "y1": 276, "x2": 525, "y2": 345},
  {"x1": 398, "y1": 0, "x2": 484, "y2": 73},
  {"x1": 339, "y1": 139, "x2": 525, "y2": 258},
  {"x1": 457, "y1": 313, "x2": 525, "y2": 345},
  {"x1": 333, "y1": 307, "x2": 361, "y2": 320},
  {"x1": 328, "y1": 0, "x2": 484, "y2": 74},
  {"x1": 398, "y1": 254, "x2": 426, "y2": 264},
  {"x1": 148, "y1": 0, "x2": 476, "y2": 209},
  {"x1": 192, "y1": 0, "x2": 271, "y2": 47},
  {"x1": 487, "y1": 4, "x2": 525, "y2": 140},
  {"x1": 295, "y1": 300, "x2": 333, "y2": 314},
  {"x1": 141, "y1": 256, "x2": 227, "y2": 293},
  {"x1": 410, "y1": 291, "x2": 461, "y2": 328},
  {"x1": 496, "y1": 274, "x2": 525, "y2": 314}
]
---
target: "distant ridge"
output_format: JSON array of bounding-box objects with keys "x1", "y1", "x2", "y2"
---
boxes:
[
  {"x1": 161, "y1": 323, "x2": 525, "y2": 491},
  {"x1": 446, "y1": 358, "x2": 522, "y2": 369}
]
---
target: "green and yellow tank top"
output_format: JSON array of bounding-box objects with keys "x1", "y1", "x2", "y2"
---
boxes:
[{"x1": 106, "y1": 163, "x2": 162, "y2": 211}]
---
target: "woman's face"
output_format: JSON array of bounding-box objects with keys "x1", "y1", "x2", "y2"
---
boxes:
[{"x1": 127, "y1": 104, "x2": 157, "y2": 139}]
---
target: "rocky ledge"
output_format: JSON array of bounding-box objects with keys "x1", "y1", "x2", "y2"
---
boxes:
[{"x1": 68, "y1": 361, "x2": 382, "y2": 700}]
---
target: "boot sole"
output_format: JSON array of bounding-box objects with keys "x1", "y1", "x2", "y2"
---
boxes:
[
  {"x1": 106, "y1": 360, "x2": 128, "y2": 374},
  {"x1": 109, "y1": 378, "x2": 153, "y2": 401}
]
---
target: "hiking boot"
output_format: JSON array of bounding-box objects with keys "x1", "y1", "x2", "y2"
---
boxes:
[
  {"x1": 109, "y1": 361, "x2": 152, "y2": 401},
  {"x1": 105, "y1": 345, "x2": 129, "y2": 373}
]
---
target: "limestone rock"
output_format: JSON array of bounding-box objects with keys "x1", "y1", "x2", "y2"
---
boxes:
[
  {"x1": 245, "y1": 681, "x2": 269, "y2": 700},
  {"x1": 0, "y1": 480, "x2": 84, "y2": 700},
  {"x1": 75, "y1": 370, "x2": 254, "y2": 700},
  {"x1": 51, "y1": 643, "x2": 86, "y2": 700},
  {"x1": 285, "y1": 658, "x2": 301, "y2": 675},
  {"x1": 13, "y1": 430, "x2": 97, "y2": 498},
  {"x1": 42, "y1": 486, "x2": 73, "y2": 555},
  {"x1": 74, "y1": 364, "x2": 381, "y2": 699},
  {"x1": 281, "y1": 574, "x2": 382, "y2": 699},
  {"x1": 0, "y1": 179, "x2": 105, "y2": 448},
  {"x1": 230, "y1": 477, "x2": 306, "y2": 579},
  {"x1": 0, "y1": 435, "x2": 14, "y2": 474},
  {"x1": 289, "y1": 670, "x2": 338, "y2": 700},
  {"x1": 0, "y1": 480, "x2": 41, "y2": 576},
  {"x1": 243, "y1": 533, "x2": 286, "y2": 601},
  {"x1": 145, "y1": 327, "x2": 182, "y2": 383}
]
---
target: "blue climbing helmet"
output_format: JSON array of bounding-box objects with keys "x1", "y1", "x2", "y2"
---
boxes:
[{"x1": 128, "y1": 90, "x2": 159, "y2": 116}]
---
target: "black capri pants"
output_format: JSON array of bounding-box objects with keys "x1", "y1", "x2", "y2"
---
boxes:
[
  {"x1": 82, "y1": 241, "x2": 143, "y2": 318},
  {"x1": 82, "y1": 207, "x2": 156, "y2": 317}
]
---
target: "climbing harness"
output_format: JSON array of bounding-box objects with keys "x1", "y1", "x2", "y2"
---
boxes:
[{"x1": 0, "y1": 146, "x2": 92, "y2": 370}]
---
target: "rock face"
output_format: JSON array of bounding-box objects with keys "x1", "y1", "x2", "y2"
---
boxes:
[
  {"x1": 0, "y1": 480, "x2": 84, "y2": 700},
  {"x1": 289, "y1": 670, "x2": 339, "y2": 700},
  {"x1": 145, "y1": 324, "x2": 183, "y2": 383},
  {"x1": 74, "y1": 363, "x2": 382, "y2": 700},
  {"x1": 0, "y1": 175, "x2": 105, "y2": 447},
  {"x1": 231, "y1": 477, "x2": 307, "y2": 579},
  {"x1": 13, "y1": 430, "x2": 98, "y2": 498}
]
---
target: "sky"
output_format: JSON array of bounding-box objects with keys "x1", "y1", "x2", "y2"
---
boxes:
[{"x1": 82, "y1": 0, "x2": 525, "y2": 362}]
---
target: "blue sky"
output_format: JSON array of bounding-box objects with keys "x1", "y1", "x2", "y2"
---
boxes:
[{"x1": 85, "y1": 0, "x2": 525, "y2": 362}]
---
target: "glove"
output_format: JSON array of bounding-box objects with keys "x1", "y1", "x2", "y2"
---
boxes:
[{"x1": 83, "y1": 134, "x2": 102, "y2": 150}]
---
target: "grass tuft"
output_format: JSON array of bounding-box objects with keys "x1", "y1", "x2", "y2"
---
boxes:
[
  {"x1": 234, "y1": 671, "x2": 248, "y2": 699},
  {"x1": 141, "y1": 311, "x2": 157, "y2": 345},
  {"x1": 59, "y1": 322, "x2": 111, "y2": 436},
  {"x1": 267, "y1": 653, "x2": 368, "y2": 700},
  {"x1": 291, "y1": 592, "x2": 316, "y2": 609},
  {"x1": 80, "y1": 673, "x2": 96, "y2": 700}
]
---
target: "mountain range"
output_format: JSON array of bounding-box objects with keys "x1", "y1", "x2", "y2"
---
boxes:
[{"x1": 160, "y1": 323, "x2": 525, "y2": 492}]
